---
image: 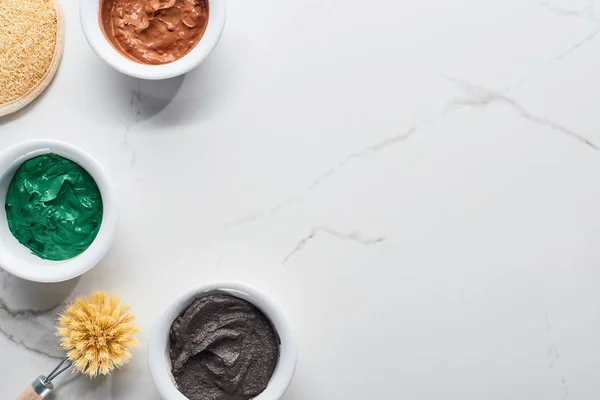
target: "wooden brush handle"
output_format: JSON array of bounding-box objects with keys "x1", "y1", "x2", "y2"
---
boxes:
[{"x1": 17, "y1": 386, "x2": 43, "y2": 400}]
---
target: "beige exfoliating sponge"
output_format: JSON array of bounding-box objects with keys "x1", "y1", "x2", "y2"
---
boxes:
[{"x1": 0, "y1": 0, "x2": 65, "y2": 117}]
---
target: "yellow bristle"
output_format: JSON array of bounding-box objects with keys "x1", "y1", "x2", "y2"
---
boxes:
[{"x1": 57, "y1": 291, "x2": 139, "y2": 378}]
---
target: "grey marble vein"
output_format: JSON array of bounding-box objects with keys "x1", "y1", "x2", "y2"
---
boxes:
[
  {"x1": 0, "y1": 271, "x2": 70, "y2": 359},
  {"x1": 223, "y1": 127, "x2": 419, "y2": 228},
  {"x1": 444, "y1": 76, "x2": 600, "y2": 151},
  {"x1": 541, "y1": 5, "x2": 591, "y2": 18},
  {"x1": 0, "y1": 299, "x2": 64, "y2": 358},
  {"x1": 224, "y1": 69, "x2": 597, "y2": 232},
  {"x1": 282, "y1": 227, "x2": 386, "y2": 265},
  {"x1": 544, "y1": 313, "x2": 569, "y2": 399},
  {"x1": 554, "y1": 27, "x2": 600, "y2": 60},
  {"x1": 0, "y1": 295, "x2": 58, "y2": 318},
  {"x1": 538, "y1": 0, "x2": 595, "y2": 19},
  {"x1": 0, "y1": 323, "x2": 62, "y2": 359},
  {"x1": 130, "y1": 78, "x2": 143, "y2": 124},
  {"x1": 120, "y1": 79, "x2": 142, "y2": 169}
]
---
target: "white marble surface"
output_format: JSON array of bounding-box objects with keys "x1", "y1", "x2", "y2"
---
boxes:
[{"x1": 2, "y1": 0, "x2": 600, "y2": 398}]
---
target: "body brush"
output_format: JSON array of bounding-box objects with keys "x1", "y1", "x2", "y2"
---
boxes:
[{"x1": 17, "y1": 292, "x2": 139, "y2": 400}]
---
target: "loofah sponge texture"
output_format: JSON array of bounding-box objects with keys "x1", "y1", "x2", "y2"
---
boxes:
[{"x1": 0, "y1": 0, "x2": 58, "y2": 105}]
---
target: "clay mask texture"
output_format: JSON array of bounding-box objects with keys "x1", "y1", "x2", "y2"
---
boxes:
[
  {"x1": 5, "y1": 154, "x2": 103, "y2": 261},
  {"x1": 169, "y1": 294, "x2": 280, "y2": 400},
  {"x1": 100, "y1": 0, "x2": 209, "y2": 65}
]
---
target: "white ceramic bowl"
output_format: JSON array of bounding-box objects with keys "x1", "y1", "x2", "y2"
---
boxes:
[
  {"x1": 149, "y1": 281, "x2": 297, "y2": 400},
  {"x1": 80, "y1": 0, "x2": 226, "y2": 80},
  {"x1": 0, "y1": 140, "x2": 118, "y2": 283}
]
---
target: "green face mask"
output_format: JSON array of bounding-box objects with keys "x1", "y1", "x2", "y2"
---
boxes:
[{"x1": 5, "y1": 154, "x2": 103, "y2": 261}]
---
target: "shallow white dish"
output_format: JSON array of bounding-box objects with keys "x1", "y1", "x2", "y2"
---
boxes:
[
  {"x1": 148, "y1": 281, "x2": 297, "y2": 400},
  {"x1": 80, "y1": 0, "x2": 226, "y2": 80},
  {"x1": 0, "y1": 140, "x2": 118, "y2": 283}
]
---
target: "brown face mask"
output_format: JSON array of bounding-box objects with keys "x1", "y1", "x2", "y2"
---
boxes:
[{"x1": 100, "y1": 0, "x2": 209, "y2": 65}]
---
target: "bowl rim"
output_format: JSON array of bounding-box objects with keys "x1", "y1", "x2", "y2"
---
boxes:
[
  {"x1": 0, "y1": 139, "x2": 118, "y2": 283},
  {"x1": 148, "y1": 281, "x2": 297, "y2": 400},
  {"x1": 79, "y1": 0, "x2": 226, "y2": 80}
]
